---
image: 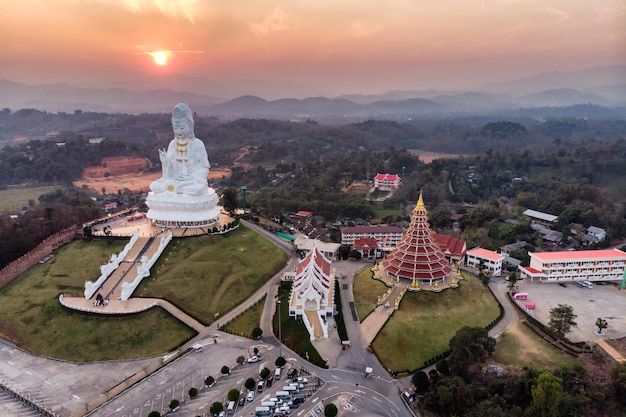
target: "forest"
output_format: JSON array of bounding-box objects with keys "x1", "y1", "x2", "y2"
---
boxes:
[{"x1": 0, "y1": 108, "x2": 625, "y2": 269}]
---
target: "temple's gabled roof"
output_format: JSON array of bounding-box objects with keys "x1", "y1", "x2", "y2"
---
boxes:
[
  {"x1": 293, "y1": 245, "x2": 332, "y2": 298},
  {"x1": 381, "y1": 190, "x2": 452, "y2": 281}
]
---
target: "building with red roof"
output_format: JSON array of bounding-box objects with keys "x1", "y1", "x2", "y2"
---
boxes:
[
  {"x1": 518, "y1": 248, "x2": 626, "y2": 283},
  {"x1": 466, "y1": 247, "x2": 505, "y2": 276},
  {"x1": 432, "y1": 233, "x2": 467, "y2": 265},
  {"x1": 374, "y1": 173, "x2": 402, "y2": 190},
  {"x1": 353, "y1": 237, "x2": 379, "y2": 258},
  {"x1": 288, "y1": 245, "x2": 335, "y2": 340},
  {"x1": 380, "y1": 191, "x2": 453, "y2": 289}
]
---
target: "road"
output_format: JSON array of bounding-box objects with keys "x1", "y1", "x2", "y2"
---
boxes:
[{"x1": 1, "y1": 221, "x2": 416, "y2": 417}]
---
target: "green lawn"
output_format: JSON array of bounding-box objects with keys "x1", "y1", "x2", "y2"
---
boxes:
[
  {"x1": 372, "y1": 273, "x2": 500, "y2": 372},
  {"x1": 0, "y1": 238, "x2": 195, "y2": 361},
  {"x1": 0, "y1": 224, "x2": 287, "y2": 361},
  {"x1": 0, "y1": 185, "x2": 64, "y2": 212},
  {"x1": 373, "y1": 208, "x2": 404, "y2": 219},
  {"x1": 353, "y1": 268, "x2": 389, "y2": 321},
  {"x1": 222, "y1": 296, "x2": 266, "y2": 338},
  {"x1": 135, "y1": 226, "x2": 287, "y2": 324}
]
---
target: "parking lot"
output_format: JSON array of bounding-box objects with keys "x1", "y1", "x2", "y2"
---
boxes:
[{"x1": 514, "y1": 280, "x2": 626, "y2": 342}]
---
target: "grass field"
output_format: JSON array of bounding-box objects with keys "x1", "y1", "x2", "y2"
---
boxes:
[
  {"x1": 372, "y1": 208, "x2": 405, "y2": 219},
  {"x1": 493, "y1": 321, "x2": 579, "y2": 369},
  {"x1": 0, "y1": 224, "x2": 286, "y2": 361},
  {"x1": 353, "y1": 268, "x2": 389, "y2": 321},
  {"x1": 372, "y1": 273, "x2": 500, "y2": 372},
  {"x1": 0, "y1": 239, "x2": 195, "y2": 361},
  {"x1": 0, "y1": 185, "x2": 64, "y2": 212},
  {"x1": 222, "y1": 296, "x2": 266, "y2": 338},
  {"x1": 135, "y1": 226, "x2": 287, "y2": 324}
]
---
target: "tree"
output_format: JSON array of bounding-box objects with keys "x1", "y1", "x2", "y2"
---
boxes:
[
  {"x1": 259, "y1": 367, "x2": 270, "y2": 380},
  {"x1": 252, "y1": 327, "x2": 263, "y2": 339},
  {"x1": 253, "y1": 347, "x2": 259, "y2": 356},
  {"x1": 507, "y1": 271, "x2": 517, "y2": 290},
  {"x1": 324, "y1": 403, "x2": 338, "y2": 417},
  {"x1": 435, "y1": 358, "x2": 450, "y2": 375},
  {"x1": 168, "y1": 399, "x2": 180, "y2": 411},
  {"x1": 596, "y1": 317, "x2": 608, "y2": 335},
  {"x1": 611, "y1": 362, "x2": 626, "y2": 407},
  {"x1": 448, "y1": 326, "x2": 496, "y2": 372},
  {"x1": 221, "y1": 365, "x2": 230, "y2": 376},
  {"x1": 148, "y1": 412, "x2": 161, "y2": 417},
  {"x1": 228, "y1": 388, "x2": 240, "y2": 402},
  {"x1": 412, "y1": 370, "x2": 430, "y2": 393},
  {"x1": 530, "y1": 371, "x2": 563, "y2": 417},
  {"x1": 189, "y1": 387, "x2": 198, "y2": 398},
  {"x1": 209, "y1": 401, "x2": 223, "y2": 415},
  {"x1": 204, "y1": 375, "x2": 215, "y2": 387},
  {"x1": 548, "y1": 304, "x2": 577, "y2": 339},
  {"x1": 245, "y1": 378, "x2": 256, "y2": 391},
  {"x1": 221, "y1": 187, "x2": 239, "y2": 214},
  {"x1": 275, "y1": 356, "x2": 286, "y2": 368},
  {"x1": 237, "y1": 355, "x2": 246, "y2": 366}
]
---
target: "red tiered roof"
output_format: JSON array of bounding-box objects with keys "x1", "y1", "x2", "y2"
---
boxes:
[{"x1": 381, "y1": 191, "x2": 452, "y2": 281}]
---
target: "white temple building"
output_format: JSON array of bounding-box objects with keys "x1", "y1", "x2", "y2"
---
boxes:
[{"x1": 288, "y1": 245, "x2": 335, "y2": 340}]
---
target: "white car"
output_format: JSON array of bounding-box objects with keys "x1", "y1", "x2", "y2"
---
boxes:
[
  {"x1": 247, "y1": 390, "x2": 255, "y2": 402},
  {"x1": 247, "y1": 355, "x2": 261, "y2": 363}
]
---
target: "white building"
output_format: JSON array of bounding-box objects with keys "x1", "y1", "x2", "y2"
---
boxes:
[
  {"x1": 465, "y1": 247, "x2": 505, "y2": 276},
  {"x1": 288, "y1": 245, "x2": 335, "y2": 340},
  {"x1": 373, "y1": 173, "x2": 401, "y2": 190},
  {"x1": 340, "y1": 225, "x2": 403, "y2": 251},
  {"x1": 293, "y1": 236, "x2": 340, "y2": 259},
  {"x1": 518, "y1": 248, "x2": 626, "y2": 283},
  {"x1": 585, "y1": 226, "x2": 606, "y2": 242}
]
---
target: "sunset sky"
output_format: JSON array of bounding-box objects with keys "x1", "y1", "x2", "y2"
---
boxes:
[{"x1": 2, "y1": 0, "x2": 625, "y2": 96}]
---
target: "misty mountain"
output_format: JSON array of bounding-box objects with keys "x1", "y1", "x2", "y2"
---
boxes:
[
  {"x1": 483, "y1": 65, "x2": 626, "y2": 96},
  {"x1": 0, "y1": 79, "x2": 222, "y2": 114},
  {"x1": 1, "y1": 65, "x2": 625, "y2": 120}
]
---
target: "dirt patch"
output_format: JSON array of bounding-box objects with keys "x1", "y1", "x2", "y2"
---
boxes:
[
  {"x1": 83, "y1": 156, "x2": 150, "y2": 178},
  {"x1": 76, "y1": 155, "x2": 232, "y2": 193},
  {"x1": 407, "y1": 150, "x2": 465, "y2": 163}
]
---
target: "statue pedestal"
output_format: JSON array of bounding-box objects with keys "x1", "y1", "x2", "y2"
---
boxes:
[{"x1": 146, "y1": 188, "x2": 220, "y2": 228}]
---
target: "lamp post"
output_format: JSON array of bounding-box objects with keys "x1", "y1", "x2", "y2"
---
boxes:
[
  {"x1": 240, "y1": 185, "x2": 248, "y2": 215},
  {"x1": 277, "y1": 299, "x2": 282, "y2": 358}
]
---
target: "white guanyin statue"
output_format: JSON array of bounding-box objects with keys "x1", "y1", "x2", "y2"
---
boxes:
[
  {"x1": 146, "y1": 103, "x2": 220, "y2": 228},
  {"x1": 150, "y1": 103, "x2": 210, "y2": 196}
]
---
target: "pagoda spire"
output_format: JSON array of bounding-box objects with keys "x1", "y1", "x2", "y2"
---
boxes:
[{"x1": 415, "y1": 189, "x2": 425, "y2": 211}]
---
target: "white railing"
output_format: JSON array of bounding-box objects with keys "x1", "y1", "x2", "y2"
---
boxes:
[{"x1": 84, "y1": 231, "x2": 140, "y2": 299}]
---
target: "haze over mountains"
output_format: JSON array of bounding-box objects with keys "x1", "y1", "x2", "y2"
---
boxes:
[{"x1": 1, "y1": 66, "x2": 625, "y2": 121}]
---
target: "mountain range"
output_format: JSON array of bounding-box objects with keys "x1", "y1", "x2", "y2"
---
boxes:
[{"x1": 1, "y1": 66, "x2": 625, "y2": 121}]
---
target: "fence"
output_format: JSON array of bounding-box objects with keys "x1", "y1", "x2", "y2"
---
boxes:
[{"x1": 0, "y1": 225, "x2": 78, "y2": 290}]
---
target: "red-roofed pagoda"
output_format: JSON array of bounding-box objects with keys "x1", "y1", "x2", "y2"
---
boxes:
[{"x1": 380, "y1": 190, "x2": 456, "y2": 291}]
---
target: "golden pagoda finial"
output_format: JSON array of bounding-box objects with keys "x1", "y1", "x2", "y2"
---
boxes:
[{"x1": 416, "y1": 189, "x2": 425, "y2": 210}]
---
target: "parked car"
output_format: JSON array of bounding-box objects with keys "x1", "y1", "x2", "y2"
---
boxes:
[
  {"x1": 558, "y1": 283, "x2": 567, "y2": 287},
  {"x1": 247, "y1": 391, "x2": 255, "y2": 402},
  {"x1": 238, "y1": 396, "x2": 246, "y2": 406},
  {"x1": 248, "y1": 355, "x2": 261, "y2": 363}
]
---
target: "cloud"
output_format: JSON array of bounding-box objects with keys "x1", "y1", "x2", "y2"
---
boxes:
[
  {"x1": 118, "y1": 0, "x2": 200, "y2": 24},
  {"x1": 349, "y1": 21, "x2": 383, "y2": 39},
  {"x1": 543, "y1": 6, "x2": 570, "y2": 24},
  {"x1": 247, "y1": 7, "x2": 290, "y2": 34}
]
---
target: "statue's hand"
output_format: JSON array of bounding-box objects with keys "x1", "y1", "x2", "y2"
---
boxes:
[{"x1": 159, "y1": 148, "x2": 169, "y2": 164}]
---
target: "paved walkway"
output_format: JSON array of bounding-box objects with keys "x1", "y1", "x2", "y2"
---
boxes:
[
  {"x1": 361, "y1": 283, "x2": 407, "y2": 344},
  {"x1": 597, "y1": 340, "x2": 626, "y2": 363}
]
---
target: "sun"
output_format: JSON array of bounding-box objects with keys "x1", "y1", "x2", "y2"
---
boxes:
[{"x1": 147, "y1": 50, "x2": 173, "y2": 66}]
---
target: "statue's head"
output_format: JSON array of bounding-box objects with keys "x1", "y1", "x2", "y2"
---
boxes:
[{"x1": 172, "y1": 103, "x2": 194, "y2": 136}]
